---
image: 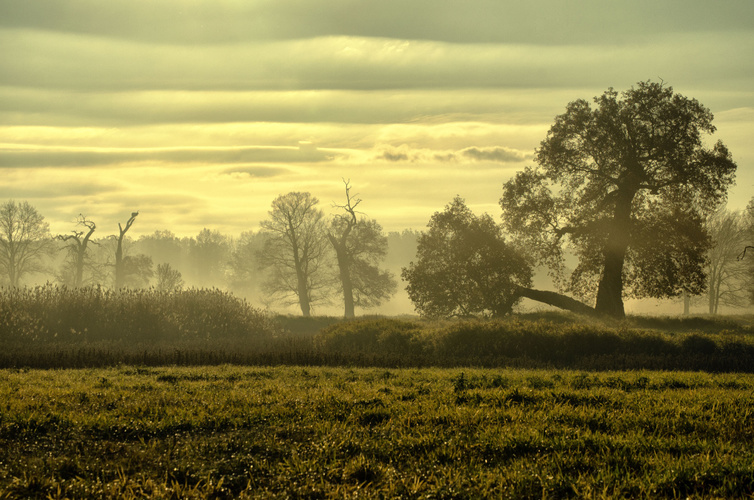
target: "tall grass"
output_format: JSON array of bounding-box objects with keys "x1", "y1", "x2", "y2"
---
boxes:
[
  {"x1": 0, "y1": 284, "x2": 276, "y2": 344},
  {"x1": 2, "y1": 285, "x2": 753, "y2": 371}
]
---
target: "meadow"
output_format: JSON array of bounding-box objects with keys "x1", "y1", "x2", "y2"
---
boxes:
[
  {"x1": 2, "y1": 286, "x2": 754, "y2": 498},
  {"x1": 1, "y1": 366, "x2": 753, "y2": 499}
]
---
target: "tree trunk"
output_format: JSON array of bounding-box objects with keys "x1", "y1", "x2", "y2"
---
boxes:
[
  {"x1": 683, "y1": 292, "x2": 690, "y2": 315},
  {"x1": 328, "y1": 234, "x2": 355, "y2": 318},
  {"x1": 515, "y1": 286, "x2": 600, "y2": 317},
  {"x1": 594, "y1": 249, "x2": 626, "y2": 318},
  {"x1": 594, "y1": 188, "x2": 635, "y2": 319}
]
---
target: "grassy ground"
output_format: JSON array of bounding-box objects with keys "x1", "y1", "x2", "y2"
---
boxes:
[{"x1": 1, "y1": 366, "x2": 753, "y2": 498}]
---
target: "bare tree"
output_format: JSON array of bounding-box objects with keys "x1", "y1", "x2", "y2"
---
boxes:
[
  {"x1": 114, "y1": 212, "x2": 139, "y2": 289},
  {"x1": 327, "y1": 181, "x2": 396, "y2": 318},
  {"x1": 258, "y1": 192, "x2": 333, "y2": 316},
  {"x1": 155, "y1": 262, "x2": 184, "y2": 292},
  {"x1": 0, "y1": 200, "x2": 51, "y2": 287},
  {"x1": 58, "y1": 214, "x2": 97, "y2": 287},
  {"x1": 707, "y1": 209, "x2": 750, "y2": 313}
]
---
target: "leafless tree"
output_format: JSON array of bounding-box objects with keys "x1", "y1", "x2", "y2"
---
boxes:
[
  {"x1": 258, "y1": 192, "x2": 334, "y2": 316},
  {"x1": 155, "y1": 262, "x2": 184, "y2": 292},
  {"x1": 114, "y1": 212, "x2": 139, "y2": 289},
  {"x1": 58, "y1": 214, "x2": 97, "y2": 287},
  {"x1": 707, "y1": 209, "x2": 750, "y2": 313},
  {"x1": 0, "y1": 200, "x2": 51, "y2": 287},
  {"x1": 327, "y1": 180, "x2": 396, "y2": 318}
]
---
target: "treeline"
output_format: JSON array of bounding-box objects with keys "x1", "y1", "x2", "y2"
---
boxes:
[{"x1": 0, "y1": 188, "x2": 419, "y2": 316}]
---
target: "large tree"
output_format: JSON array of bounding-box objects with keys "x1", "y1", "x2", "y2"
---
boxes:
[
  {"x1": 327, "y1": 181, "x2": 396, "y2": 318},
  {"x1": 258, "y1": 192, "x2": 333, "y2": 316},
  {"x1": 500, "y1": 81, "x2": 737, "y2": 318},
  {"x1": 402, "y1": 197, "x2": 532, "y2": 318},
  {"x1": 0, "y1": 200, "x2": 51, "y2": 287}
]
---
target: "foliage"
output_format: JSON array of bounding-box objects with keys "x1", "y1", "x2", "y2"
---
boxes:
[
  {"x1": 1, "y1": 366, "x2": 753, "y2": 498},
  {"x1": 0, "y1": 200, "x2": 51, "y2": 287},
  {"x1": 501, "y1": 81, "x2": 737, "y2": 318},
  {"x1": 403, "y1": 197, "x2": 532, "y2": 318}
]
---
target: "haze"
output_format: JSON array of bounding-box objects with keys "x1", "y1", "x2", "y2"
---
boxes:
[{"x1": 1, "y1": 0, "x2": 753, "y2": 239}]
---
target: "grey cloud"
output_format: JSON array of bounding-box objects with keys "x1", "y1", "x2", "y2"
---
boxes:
[
  {"x1": 460, "y1": 147, "x2": 528, "y2": 163},
  {"x1": 1, "y1": 0, "x2": 751, "y2": 45},
  {"x1": 0, "y1": 146, "x2": 338, "y2": 168},
  {"x1": 222, "y1": 166, "x2": 289, "y2": 178},
  {"x1": 380, "y1": 151, "x2": 410, "y2": 162},
  {"x1": 3, "y1": 30, "x2": 753, "y2": 96},
  {"x1": 0, "y1": 88, "x2": 564, "y2": 127}
]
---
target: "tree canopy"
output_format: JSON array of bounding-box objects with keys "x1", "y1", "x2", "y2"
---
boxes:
[
  {"x1": 402, "y1": 197, "x2": 532, "y2": 318},
  {"x1": 501, "y1": 81, "x2": 737, "y2": 318}
]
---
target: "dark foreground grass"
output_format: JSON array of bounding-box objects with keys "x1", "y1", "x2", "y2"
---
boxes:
[{"x1": 1, "y1": 366, "x2": 753, "y2": 499}]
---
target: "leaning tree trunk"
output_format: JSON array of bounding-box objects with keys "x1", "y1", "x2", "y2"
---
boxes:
[{"x1": 515, "y1": 286, "x2": 600, "y2": 317}]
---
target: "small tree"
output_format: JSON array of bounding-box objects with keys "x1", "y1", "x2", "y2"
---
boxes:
[
  {"x1": 0, "y1": 200, "x2": 51, "y2": 287},
  {"x1": 155, "y1": 263, "x2": 184, "y2": 292},
  {"x1": 327, "y1": 181, "x2": 396, "y2": 318},
  {"x1": 258, "y1": 192, "x2": 334, "y2": 316},
  {"x1": 402, "y1": 197, "x2": 532, "y2": 318}
]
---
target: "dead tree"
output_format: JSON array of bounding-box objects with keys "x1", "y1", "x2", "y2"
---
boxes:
[
  {"x1": 114, "y1": 212, "x2": 138, "y2": 289},
  {"x1": 58, "y1": 214, "x2": 97, "y2": 287}
]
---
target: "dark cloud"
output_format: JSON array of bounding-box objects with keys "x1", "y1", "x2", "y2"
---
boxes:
[
  {"x1": 460, "y1": 147, "x2": 527, "y2": 163},
  {"x1": 0, "y1": 146, "x2": 338, "y2": 168}
]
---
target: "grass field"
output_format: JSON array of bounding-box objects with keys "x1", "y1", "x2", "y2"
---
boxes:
[{"x1": 2, "y1": 365, "x2": 753, "y2": 499}]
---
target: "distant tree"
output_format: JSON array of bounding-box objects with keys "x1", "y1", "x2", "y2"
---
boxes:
[
  {"x1": 136, "y1": 230, "x2": 186, "y2": 270},
  {"x1": 114, "y1": 212, "x2": 139, "y2": 289},
  {"x1": 155, "y1": 262, "x2": 184, "y2": 292},
  {"x1": 327, "y1": 181, "x2": 396, "y2": 318},
  {"x1": 0, "y1": 200, "x2": 51, "y2": 287},
  {"x1": 258, "y1": 192, "x2": 334, "y2": 316},
  {"x1": 58, "y1": 214, "x2": 98, "y2": 287},
  {"x1": 500, "y1": 81, "x2": 737, "y2": 318},
  {"x1": 121, "y1": 253, "x2": 154, "y2": 288},
  {"x1": 228, "y1": 230, "x2": 268, "y2": 298},
  {"x1": 706, "y1": 209, "x2": 750, "y2": 313},
  {"x1": 189, "y1": 228, "x2": 229, "y2": 287},
  {"x1": 402, "y1": 197, "x2": 532, "y2": 318}
]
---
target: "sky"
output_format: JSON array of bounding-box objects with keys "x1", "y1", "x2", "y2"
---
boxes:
[{"x1": 1, "y1": 0, "x2": 753, "y2": 239}]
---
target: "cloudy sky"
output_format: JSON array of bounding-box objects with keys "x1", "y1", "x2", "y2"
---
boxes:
[{"x1": 2, "y1": 0, "x2": 753, "y2": 238}]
